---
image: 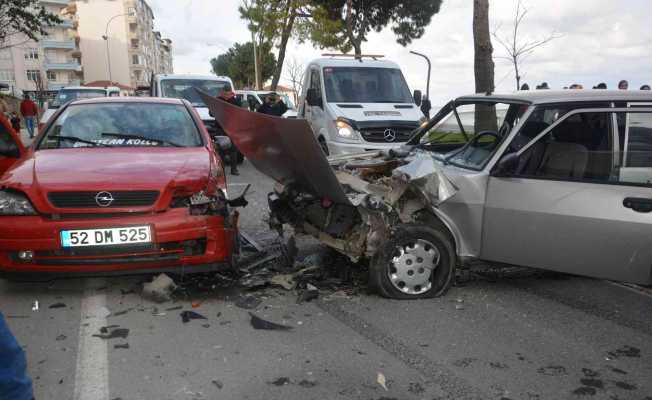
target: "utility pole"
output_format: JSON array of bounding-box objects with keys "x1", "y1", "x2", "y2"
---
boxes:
[{"x1": 103, "y1": 12, "x2": 133, "y2": 83}]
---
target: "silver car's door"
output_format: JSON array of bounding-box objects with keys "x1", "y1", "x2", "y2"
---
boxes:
[{"x1": 482, "y1": 107, "x2": 652, "y2": 284}]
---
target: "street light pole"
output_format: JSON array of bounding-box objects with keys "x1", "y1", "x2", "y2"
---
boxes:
[
  {"x1": 103, "y1": 12, "x2": 132, "y2": 84},
  {"x1": 410, "y1": 50, "x2": 432, "y2": 117}
]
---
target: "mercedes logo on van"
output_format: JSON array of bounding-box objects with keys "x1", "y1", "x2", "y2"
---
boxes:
[
  {"x1": 383, "y1": 129, "x2": 397, "y2": 142},
  {"x1": 95, "y1": 191, "x2": 115, "y2": 207}
]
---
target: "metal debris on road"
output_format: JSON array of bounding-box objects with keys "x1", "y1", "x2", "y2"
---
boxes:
[
  {"x1": 297, "y1": 284, "x2": 319, "y2": 303},
  {"x1": 249, "y1": 312, "x2": 293, "y2": 331},
  {"x1": 114, "y1": 343, "x2": 130, "y2": 349},
  {"x1": 212, "y1": 379, "x2": 224, "y2": 389},
  {"x1": 180, "y1": 310, "x2": 207, "y2": 323},
  {"x1": 31, "y1": 301, "x2": 39, "y2": 311},
  {"x1": 49, "y1": 302, "x2": 66, "y2": 309},
  {"x1": 55, "y1": 334, "x2": 66, "y2": 341},
  {"x1": 269, "y1": 377, "x2": 290, "y2": 386},
  {"x1": 142, "y1": 273, "x2": 177, "y2": 303},
  {"x1": 93, "y1": 327, "x2": 130, "y2": 340},
  {"x1": 377, "y1": 372, "x2": 388, "y2": 391}
]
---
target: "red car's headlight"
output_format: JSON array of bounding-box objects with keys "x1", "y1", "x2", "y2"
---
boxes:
[{"x1": 0, "y1": 190, "x2": 37, "y2": 216}]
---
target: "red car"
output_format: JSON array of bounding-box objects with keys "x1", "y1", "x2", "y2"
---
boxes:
[{"x1": 0, "y1": 97, "x2": 237, "y2": 278}]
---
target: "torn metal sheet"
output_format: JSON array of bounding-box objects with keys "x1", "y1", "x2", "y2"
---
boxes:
[
  {"x1": 199, "y1": 91, "x2": 350, "y2": 204},
  {"x1": 394, "y1": 155, "x2": 459, "y2": 206}
]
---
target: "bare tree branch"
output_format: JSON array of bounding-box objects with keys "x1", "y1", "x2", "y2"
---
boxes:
[{"x1": 491, "y1": 0, "x2": 562, "y2": 90}]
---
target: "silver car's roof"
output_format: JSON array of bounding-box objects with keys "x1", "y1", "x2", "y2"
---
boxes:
[{"x1": 456, "y1": 90, "x2": 652, "y2": 105}]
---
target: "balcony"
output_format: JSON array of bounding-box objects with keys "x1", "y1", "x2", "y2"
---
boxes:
[
  {"x1": 44, "y1": 59, "x2": 82, "y2": 71},
  {"x1": 41, "y1": 0, "x2": 69, "y2": 5},
  {"x1": 41, "y1": 39, "x2": 76, "y2": 50},
  {"x1": 48, "y1": 80, "x2": 81, "y2": 90}
]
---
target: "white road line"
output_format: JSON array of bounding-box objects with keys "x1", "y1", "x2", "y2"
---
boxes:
[{"x1": 73, "y1": 280, "x2": 109, "y2": 400}]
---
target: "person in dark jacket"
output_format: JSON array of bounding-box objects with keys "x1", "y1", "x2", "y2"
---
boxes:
[
  {"x1": 217, "y1": 90, "x2": 241, "y2": 176},
  {"x1": 10, "y1": 112, "x2": 21, "y2": 132},
  {"x1": 0, "y1": 312, "x2": 34, "y2": 400},
  {"x1": 257, "y1": 93, "x2": 288, "y2": 117}
]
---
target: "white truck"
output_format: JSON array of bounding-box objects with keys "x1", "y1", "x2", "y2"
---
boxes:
[
  {"x1": 150, "y1": 74, "x2": 235, "y2": 137},
  {"x1": 299, "y1": 55, "x2": 425, "y2": 155}
]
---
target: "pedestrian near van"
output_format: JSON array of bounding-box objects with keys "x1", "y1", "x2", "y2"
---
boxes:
[
  {"x1": 618, "y1": 80, "x2": 629, "y2": 90},
  {"x1": 594, "y1": 82, "x2": 607, "y2": 89},
  {"x1": 257, "y1": 93, "x2": 288, "y2": 117},
  {"x1": 641, "y1": 84, "x2": 651, "y2": 90},
  {"x1": 19, "y1": 94, "x2": 38, "y2": 139},
  {"x1": 520, "y1": 83, "x2": 530, "y2": 90}
]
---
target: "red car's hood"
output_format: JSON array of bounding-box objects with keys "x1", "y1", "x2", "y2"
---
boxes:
[{"x1": 2, "y1": 147, "x2": 212, "y2": 211}]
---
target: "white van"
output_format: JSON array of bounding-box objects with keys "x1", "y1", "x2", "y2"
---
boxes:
[
  {"x1": 299, "y1": 56, "x2": 425, "y2": 155},
  {"x1": 40, "y1": 86, "x2": 120, "y2": 128},
  {"x1": 151, "y1": 74, "x2": 235, "y2": 136}
]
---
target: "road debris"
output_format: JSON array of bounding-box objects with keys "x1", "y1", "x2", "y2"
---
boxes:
[
  {"x1": 114, "y1": 343, "x2": 130, "y2": 349},
  {"x1": 49, "y1": 302, "x2": 66, "y2": 309},
  {"x1": 142, "y1": 273, "x2": 177, "y2": 303},
  {"x1": 165, "y1": 305, "x2": 183, "y2": 311},
  {"x1": 93, "y1": 327, "x2": 130, "y2": 340},
  {"x1": 180, "y1": 310, "x2": 207, "y2": 323},
  {"x1": 31, "y1": 301, "x2": 39, "y2": 311},
  {"x1": 212, "y1": 380, "x2": 224, "y2": 389},
  {"x1": 297, "y1": 284, "x2": 319, "y2": 303},
  {"x1": 249, "y1": 312, "x2": 293, "y2": 331},
  {"x1": 234, "y1": 295, "x2": 261, "y2": 310},
  {"x1": 377, "y1": 372, "x2": 388, "y2": 391},
  {"x1": 269, "y1": 377, "x2": 290, "y2": 386},
  {"x1": 55, "y1": 334, "x2": 66, "y2": 341}
]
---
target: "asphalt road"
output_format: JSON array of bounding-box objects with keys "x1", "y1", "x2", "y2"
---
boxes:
[{"x1": 1, "y1": 159, "x2": 651, "y2": 400}]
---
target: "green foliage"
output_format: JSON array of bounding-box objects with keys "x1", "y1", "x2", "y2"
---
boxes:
[
  {"x1": 210, "y1": 42, "x2": 276, "y2": 88},
  {"x1": 0, "y1": 0, "x2": 63, "y2": 48},
  {"x1": 307, "y1": 0, "x2": 443, "y2": 55}
]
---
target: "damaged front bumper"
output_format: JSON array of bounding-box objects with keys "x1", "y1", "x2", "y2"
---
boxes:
[{"x1": 201, "y1": 91, "x2": 458, "y2": 261}]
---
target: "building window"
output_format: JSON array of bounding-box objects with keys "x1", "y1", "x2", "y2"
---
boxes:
[
  {"x1": 127, "y1": 7, "x2": 136, "y2": 15},
  {"x1": 47, "y1": 71, "x2": 57, "y2": 81},
  {"x1": 131, "y1": 39, "x2": 139, "y2": 49},
  {"x1": 24, "y1": 48, "x2": 39, "y2": 60},
  {"x1": 129, "y1": 22, "x2": 137, "y2": 32},
  {"x1": 26, "y1": 70, "x2": 40, "y2": 81},
  {"x1": 132, "y1": 54, "x2": 140, "y2": 65},
  {"x1": 0, "y1": 70, "x2": 15, "y2": 81}
]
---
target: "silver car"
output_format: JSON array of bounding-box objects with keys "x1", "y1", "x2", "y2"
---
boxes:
[{"x1": 202, "y1": 90, "x2": 652, "y2": 299}]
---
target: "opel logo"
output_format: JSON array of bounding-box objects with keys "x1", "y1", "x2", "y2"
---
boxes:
[
  {"x1": 95, "y1": 191, "x2": 114, "y2": 207},
  {"x1": 383, "y1": 129, "x2": 397, "y2": 142}
]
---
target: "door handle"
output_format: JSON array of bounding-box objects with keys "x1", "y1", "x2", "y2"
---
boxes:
[{"x1": 623, "y1": 197, "x2": 652, "y2": 213}]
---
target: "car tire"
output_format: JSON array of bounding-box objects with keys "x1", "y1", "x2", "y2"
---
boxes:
[
  {"x1": 369, "y1": 224, "x2": 455, "y2": 299},
  {"x1": 318, "y1": 137, "x2": 329, "y2": 156}
]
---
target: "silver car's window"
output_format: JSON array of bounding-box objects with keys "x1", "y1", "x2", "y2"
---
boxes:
[
  {"x1": 160, "y1": 79, "x2": 232, "y2": 107},
  {"x1": 419, "y1": 102, "x2": 526, "y2": 170},
  {"x1": 514, "y1": 111, "x2": 615, "y2": 182},
  {"x1": 38, "y1": 103, "x2": 202, "y2": 149},
  {"x1": 616, "y1": 110, "x2": 652, "y2": 186}
]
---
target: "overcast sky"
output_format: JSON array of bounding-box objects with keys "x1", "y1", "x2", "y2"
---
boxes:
[{"x1": 147, "y1": 0, "x2": 652, "y2": 106}]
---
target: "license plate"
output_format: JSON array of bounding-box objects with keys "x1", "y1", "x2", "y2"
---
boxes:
[{"x1": 60, "y1": 226, "x2": 152, "y2": 248}]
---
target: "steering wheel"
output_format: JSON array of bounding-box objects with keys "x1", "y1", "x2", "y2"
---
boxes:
[{"x1": 469, "y1": 130, "x2": 500, "y2": 148}]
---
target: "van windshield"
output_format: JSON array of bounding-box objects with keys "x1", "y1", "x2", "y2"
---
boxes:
[
  {"x1": 323, "y1": 67, "x2": 413, "y2": 103},
  {"x1": 50, "y1": 89, "x2": 107, "y2": 108},
  {"x1": 161, "y1": 79, "x2": 232, "y2": 107}
]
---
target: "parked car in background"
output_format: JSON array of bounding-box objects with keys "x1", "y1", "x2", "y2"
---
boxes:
[
  {"x1": 0, "y1": 97, "x2": 238, "y2": 278},
  {"x1": 236, "y1": 90, "x2": 298, "y2": 118},
  {"x1": 299, "y1": 55, "x2": 425, "y2": 156},
  {"x1": 206, "y1": 89, "x2": 652, "y2": 299},
  {"x1": 39, "y1": 86, "x2": 120, "y2": 130}
]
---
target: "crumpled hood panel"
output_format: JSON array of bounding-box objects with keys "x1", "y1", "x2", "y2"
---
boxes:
[{"x1": 200, "y1": 91, "x2": 350, "y2": 204}]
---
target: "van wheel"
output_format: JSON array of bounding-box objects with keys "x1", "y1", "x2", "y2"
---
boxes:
[
  {"x1": 370, "y1": 225, "x2": 455, "y2": 299},
  {"x1": 318, "y1": 137, "x2": 329, "y2": 156}
]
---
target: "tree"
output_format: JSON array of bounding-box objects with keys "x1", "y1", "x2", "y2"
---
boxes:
[
  {"x1": 473, "y1": 0, "x2": 497, "y2": 132},
  {"x1": 492, "y1": 0, "x2": 561, "y2": 90},
  {"x1": 239, "y1": 0, "x2": 310, "y2": 91},
  {"x1": 210, "y1": 42, "x2": 276, "y2": 89},
  {"x1": 284, "y1": 56, "x2": 305, "y2": 103},
  {"x1": 307, "y1": 0, "x2": 442, "y2": 57},
  {"x1": 0, "y1": 0, "x2": 62, "y2": 49}
]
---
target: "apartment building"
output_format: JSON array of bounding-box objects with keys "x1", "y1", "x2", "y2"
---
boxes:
[
  {"x1": 76, "y1": 0, "x2": 173, "y2": 89},
  {"x1": 0, "y1": 0, "x2": 82, "y2": 98}
]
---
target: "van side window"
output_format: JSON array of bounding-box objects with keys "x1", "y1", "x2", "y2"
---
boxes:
[
  {"x1": 310, "y1": 69, "x2": 322, "y2": 105},
  {"x1": 616, "y1": 111, "x2": 652, "y2": 186},
  {"x1": 516, "y1": 111, "x2": 614, "y2": 182}
]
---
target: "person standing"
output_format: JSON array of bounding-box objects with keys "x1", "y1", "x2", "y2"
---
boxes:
[
  {"x1": 19, "y1": 94, "x2": 38, "y2": 139},
  {"x1": 640, "y1": 84, "x2": 651, "y2": 91},
  {"x1": 0, "y1": 313, "x2": 34, "y2": 400},
  {"x1": 618, "y1": 80, "x2": 629, "y2": 90}
]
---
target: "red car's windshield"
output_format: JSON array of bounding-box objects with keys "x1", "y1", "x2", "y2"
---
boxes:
[{"x1": 38, "y1": 102, "x2": 203, "y2": 149}]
